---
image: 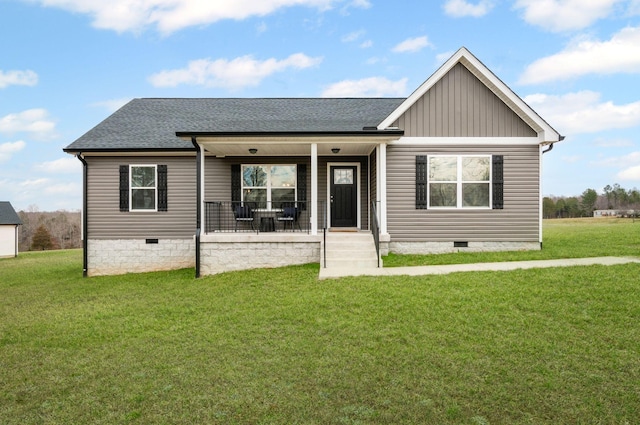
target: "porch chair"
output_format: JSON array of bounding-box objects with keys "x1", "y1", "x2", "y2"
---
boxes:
[
  {"x1": 277, "y1": 204, "x2": 301, "y2": 231},
  {"x1": 233, "y1": 203, "x2": 255, "y2": 231}
]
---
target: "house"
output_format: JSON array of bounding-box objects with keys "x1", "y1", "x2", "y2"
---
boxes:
[
  {"x1": 0, "y1": 202, "x2": 22, "y2": 258},
  {"x1": 63, "y1": 47, "x2": 562, "y2": 277}
]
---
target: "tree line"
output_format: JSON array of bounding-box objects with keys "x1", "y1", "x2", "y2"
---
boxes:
[
  {"x1": 544, "y1": 184, "x2": 640, "y2": 219},
  {"x1": 17, "y1": 207, "x2": 82, "y2": 252}
]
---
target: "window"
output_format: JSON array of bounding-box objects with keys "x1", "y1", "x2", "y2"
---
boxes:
[
  {"x1": 130, "y1": 165, "x2": 157, "y2": 211},
  {"x1": 242, "y1": 165, "x2": 296, "y2": 208},
  {"x1": 428, "y1": 156, "x2": 491, "y2": 208},
  {"x1": 119, "y1": 164, "x2": 167, "y2": 212}
]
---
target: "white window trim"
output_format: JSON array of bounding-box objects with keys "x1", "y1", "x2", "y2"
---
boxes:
[
  {"x1": 427, "y1": 155, "x2": 492, "y2": 209},
  {"x1": 241, "y1": 164, "x2": 297, "y2": 210},
  {"x1": 129, "y1": 164, "x2": 158, "y2": 212}
]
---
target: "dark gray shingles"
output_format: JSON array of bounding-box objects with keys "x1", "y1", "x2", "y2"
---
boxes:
[
  {"x1": 0, "y1": 202, "x2": 22, "y2": 225},
  {"x1": 64, "y1": 98, "x2": 405, "y2": 151}
]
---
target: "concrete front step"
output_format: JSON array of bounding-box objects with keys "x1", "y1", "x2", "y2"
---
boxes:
[{"x1": 322, "y1": 232, "x2": 380, "y2": 269}]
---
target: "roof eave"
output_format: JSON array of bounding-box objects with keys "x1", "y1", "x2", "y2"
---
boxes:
[{"x1": 176, "y1": 130, "x2": 405, "y2": 139}]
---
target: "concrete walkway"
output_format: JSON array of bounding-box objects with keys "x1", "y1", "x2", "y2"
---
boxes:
[{"x1": 318, "y1": 256, "x2": 640, "y2": 279}]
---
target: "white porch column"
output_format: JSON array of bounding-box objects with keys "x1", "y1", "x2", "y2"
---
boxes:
[
  {"x1": 311, "y1": 143, "x2": 318, "y2": 235},
  {"x1": 199, "y1": 142, "x2": 206, "y2": 232},
  {"x1": 378, "y1": 143, "x2": 388, "y2": 234}
]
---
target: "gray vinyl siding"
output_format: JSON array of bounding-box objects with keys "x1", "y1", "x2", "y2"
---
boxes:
[
  {"x1": 393, "y1": 63, "x2": 537, "y2": 138},
  {"x1": 86, "y1": 156, "x2": 196, "y2": 239},
  {"x1": 370, "y1": 150, "x2": 377, "y2": 223},
  {"x1": 204, "y1": 156, "x2": 369, "y2": 230},
  {"x1": 386, "y1": 145, "x2": 540, "y2": 242}
]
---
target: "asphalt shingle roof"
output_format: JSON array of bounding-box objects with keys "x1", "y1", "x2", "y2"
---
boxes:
[
  {"x1": 64, "y1": 98, "x2": 405, "y2": 152},
  {"x1": 0, "y1": 202, "x2": 22, "y2": 225}
]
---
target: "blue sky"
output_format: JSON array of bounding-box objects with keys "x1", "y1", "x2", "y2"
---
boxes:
[{"x1": 1, "y1": 0, "x2": 640, "y2": 211}]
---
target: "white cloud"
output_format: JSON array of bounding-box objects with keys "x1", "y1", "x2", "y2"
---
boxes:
[
  {"x1": 597, "y1": 151, "x2": 640, "y2": 167},
  {"x1": 514, "y1": 0, "x2": 622, "y2": 32},
  {"x1": 443, "y1": 0, "x2": 495, "y2": 17},
  {"x1": 524, "y1": 91, "x2": 640, "y2": 135},
  {"x1": 30, "y1": 0, "x2": 349, "y2": 34},
  {"x1": 0, "y1": 69, "x2": 38, "y2": 89},
  {"x1": 19, "y1": 178, "x2": 50, "y2": 189},
  {"x1": 561, "y1": 155, "x2": 583, "y2": 164},
  {"x1": 341, "y1": 29, "x2": 365, "y2": 42},
  {"x1": 0, "y1": 140, "x2": 26, "y2": 162},
  {"x1": 44, "y1": 182, "x2": 81, "y2": 196},
  {"x1": 436, "y1": 50, "x2": 455, "y2": 65},
  {"x1": 392, "y1": 36, "x2": 432, "y2": 53},
  {"x1": 149, "y1": 53, "x2": 322, "y2": 90},
  {"x1": 618, "y1": 164, "x2": 640, "y2": 180},
  {"x1": 256, "y1": 21, "x2": 268, "y2": 34},
  {"x1": 341, "y1": 30, "x2": 372, "y2": 48},
  {"x1": 321, "y1": 77, "x2": 408, "y2": 97},
  {"x1": 35, "y1": 157, "x2": 82, "y2": 174},
  {"x1": 594, "y1": 152, "x2": 640, "y2": 181},
  {"x1": 520, "y1": 26, "x2": 640, "y2": 84},
  {"x1": 91, "y1": 98, "x2": 132, "y2": 112},
  {"x1": 593, "y1": 137, "x2": 634, "y2": 148},
  {"x1": 0, "y1": 109, "x2": 56, "y2": 139}
]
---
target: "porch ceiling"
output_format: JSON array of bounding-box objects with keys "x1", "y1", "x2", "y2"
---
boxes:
[{"x1": 195, "y1": 136, "x2": 400, "y2": 157}]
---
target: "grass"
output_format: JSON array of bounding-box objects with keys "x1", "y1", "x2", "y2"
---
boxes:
[
  {"x1": 1, "y1": 219, "x2": 639, "y2": 424},
  {"x1": 383, "y1": 217, "x2": 640, "y2": 267}
]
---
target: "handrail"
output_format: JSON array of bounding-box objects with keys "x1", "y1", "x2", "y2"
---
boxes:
[
  {"x1": 322, "y1": 200, "x2": 328, "y2": 268},
  {"x1": 370, "y1": 200, "x2": 381, "y2": 268},
  {"x1": 204, "y1": 201, "x2": 310, "y2": 234}
]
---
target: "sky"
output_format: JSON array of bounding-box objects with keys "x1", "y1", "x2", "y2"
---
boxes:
[{"x1": 1, "y1": 0, "x2": 640, "y2": 211}]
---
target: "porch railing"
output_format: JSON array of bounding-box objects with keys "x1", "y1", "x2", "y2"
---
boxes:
[
  {"x1": 370, "y1": 200, "x2": 381, "y2": 268},
  {"x1": 205, "y1": 201, "x2": 325, "y2": 234}
]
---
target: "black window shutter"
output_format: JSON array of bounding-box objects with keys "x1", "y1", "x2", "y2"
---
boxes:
[
  {"x1": 492, "y1": 155, "x2": 504, "y2": 210},
  {"x1": 416, "y1": 156, "x2": 428, "y2": 209},
  {"x1": 119, "y1": 165, "x2": 129, "y2": 212},
  {"x1": 231, "y1": 164, "x2": 241, "y2": 205},
  {"x1": 158, "y1": 165, "x2": 168, "y2": 211},
  {"x1": 297, "y1": 164, "x2": 307, "y2": 210}
]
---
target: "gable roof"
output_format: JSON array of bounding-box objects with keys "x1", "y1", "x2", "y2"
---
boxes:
[
  {"x1": 378, "y1": 47, "x2": 563, "y2": 143},
  {"x1": 0, "y1": 202, "x2": 22, "y2": 225},
  {"x1": 64, "y1": 98, "x2": 405, "y2": 152}
]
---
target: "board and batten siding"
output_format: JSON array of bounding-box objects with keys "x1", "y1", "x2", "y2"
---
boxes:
[
  {"x1": 386, "y1": 144, "x2": 540, "y2": 242},
  {"x1": 86, "y1": 156, "x2": 197, "y2": 239},
  {"x1": 392, "y1": 63, "x2": 537, "y2": 138}
]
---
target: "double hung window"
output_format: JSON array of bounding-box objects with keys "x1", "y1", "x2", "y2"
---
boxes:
[
  {"x1": 428, "y1": 156, "x2": 491, "y2": 208},
  {"x1": 130, "y1": 165, "x2": 157, "y2": 211},
  {"x1": 242, "y1": 165, "x2": 296, "y2": 209}
]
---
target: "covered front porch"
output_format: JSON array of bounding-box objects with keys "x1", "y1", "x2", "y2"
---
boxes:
[{"x1": 179, "y1": 132, "x2": 400, "y2": 275}]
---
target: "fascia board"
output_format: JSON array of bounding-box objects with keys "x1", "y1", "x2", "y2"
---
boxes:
[{"x1": 389, "y1": 137, "x2": 542, "y2": 146}]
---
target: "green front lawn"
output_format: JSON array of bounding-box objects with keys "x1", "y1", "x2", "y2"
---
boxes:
[
  {"x1": 383, "y1": 217, "x2": 640, "y2": 267},
  {"x1": 1, "y1": 219, "x2": 639, "y2": 424}
]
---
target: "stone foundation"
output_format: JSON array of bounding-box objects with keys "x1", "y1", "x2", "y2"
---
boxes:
[
  {"x1": 389, "y1": 241, "x2": 541, "y2": 255},
  {"x1": 87, "y1": 239, "x2": 195, "y2": 276},
  {"x1": 200, "y1": 234, "x2": 321, "y2": 275}
]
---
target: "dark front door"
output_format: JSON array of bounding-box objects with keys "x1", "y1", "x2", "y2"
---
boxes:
[{"x1": 330, "y1": 166, "x2": 357, "y2": 227}]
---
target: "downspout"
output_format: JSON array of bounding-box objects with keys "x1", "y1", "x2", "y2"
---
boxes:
[
  {"x1": 192, "y1": 137, "x2": 201, "y2": 278},
  {"x1": 76, "y1": 153, "x2": 88, "y2": 277},
  {"x1": 542, "y1": 135, "x2": 564, "y2": 155}
]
